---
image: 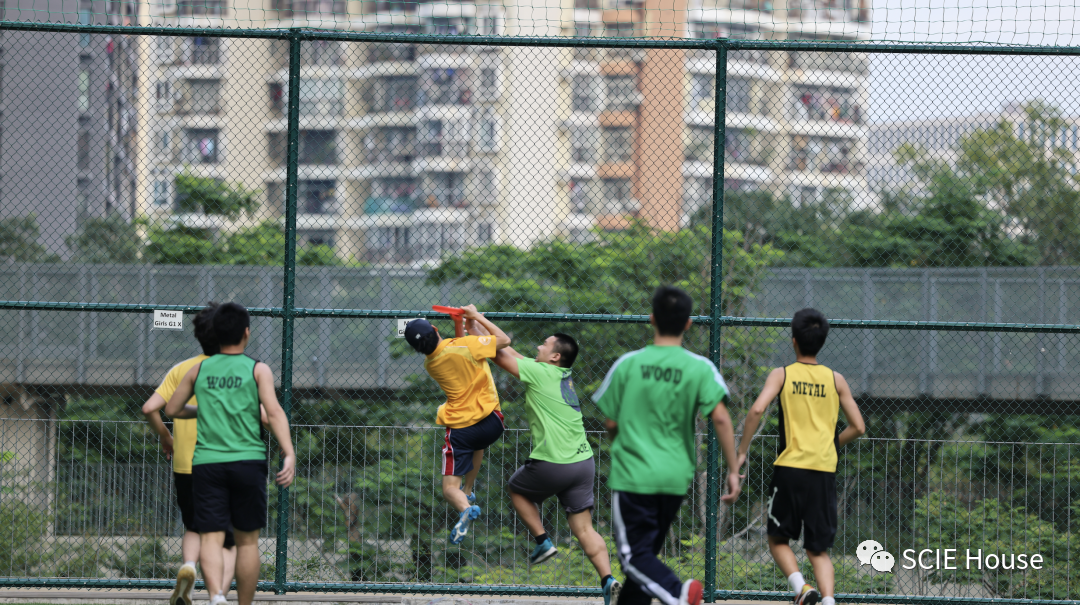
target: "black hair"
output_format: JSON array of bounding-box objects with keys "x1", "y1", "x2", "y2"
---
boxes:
[
  {"x1": 551, "y1": 333, "x2": 579, "y2": 368},
  {"x1": 792, "y1": 308, "x2": 829, "y2": 356},
  {"x1": 410, "y1": 331, "x2": 440, "y2": 356},
  {"x1": 213, "y1": 302, "x2": 250, "y2": 347},
  {"x1": 652, "y1": 285, "x2": 693, "y2": 337},
  {"x1": 192, "y1": 302, "x2": 220, "y2": 356}
]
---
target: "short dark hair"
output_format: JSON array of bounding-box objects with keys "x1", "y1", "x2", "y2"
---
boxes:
[
  {"x1": 551, "y1": 333, "x2": 579, "y2": 368},
  {"x1": 213, "y1": 302, "x2": 250, "y2": 347},
  {"x1": 792, "y1": 308, "x2": 829, "y2": 356},
  {"x1": 192, "y1": 302, "x2": 220, "y2": 356},
  {"x1": 652, "y1": 286, "x2": 693, "y2": 337}
]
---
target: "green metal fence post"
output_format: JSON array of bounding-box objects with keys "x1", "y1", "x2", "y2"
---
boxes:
[
  {"x1": 704, "y1": 37, "x2": 728, "y2": 603},
  {"x1": 274, "y1": 27, "x2": 303, "y2": 596}
]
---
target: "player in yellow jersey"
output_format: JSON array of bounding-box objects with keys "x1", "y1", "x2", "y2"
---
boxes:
[
  {"x1": 735, "y1": 309, "x2": 865, "y2": 605},
  {"x1": 141, "y1": 303, "x2": 236, "y2": 605},
  {"x1": 403, "y1": 304, "x2": 510, "y2": 545}
]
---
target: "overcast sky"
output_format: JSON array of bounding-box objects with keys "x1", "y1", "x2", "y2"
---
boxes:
[{"x1": 866, "y1": 0, "x2": 1080, "y2": 122}]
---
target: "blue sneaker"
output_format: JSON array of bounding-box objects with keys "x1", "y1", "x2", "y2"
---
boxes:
[
  {"x1": 529, "y1": 538, "x2": 558, "y2": 566},
  {"x1": 466, "y1": 491, "x2": 477, "y2": 505},
  {"x1": 449, "y1": 505, "x2": 481, "y2": 545},
  {"x1": 603, "y1": 576, "x2": 621, "y2": 605}
]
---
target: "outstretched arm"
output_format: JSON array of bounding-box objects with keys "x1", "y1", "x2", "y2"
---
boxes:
[
  {"x1": 461, "y1": 304, "x2": 510, "y2": 349},
  {"x1": 713, "y1": 398, "x2": 741, "y2": 504},
  {"x1": 736, "y1": 367, "x2": 785, "y2": 468}
]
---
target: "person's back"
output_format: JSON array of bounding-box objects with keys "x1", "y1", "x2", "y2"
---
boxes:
[
  {"x1": 774, "y1": 361, "x2": 841, "y2": 473},
  {"x1": 594, "y1": 345, "x2": 726, "y2": 495},
  {"x1": 425, "y1": 335, "x2": 500, "y2": 429},
  {"x1": 192, "y1": 353, "x2": 264, "y2": 465},
  {"x1": 593, "y1": 286, "x2": 741, "y2": 605}
]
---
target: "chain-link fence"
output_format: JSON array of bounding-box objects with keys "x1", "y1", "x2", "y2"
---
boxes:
[{"x1": 3, "y1": 18, "x2": 1080, "y2": 604}]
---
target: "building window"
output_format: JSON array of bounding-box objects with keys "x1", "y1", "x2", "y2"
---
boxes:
[
  {"x1": 276, "y1": 0, "x2": 346, "y2": 17},
  {"x1": 415, "y1": 221, "x2": 468, "y2": 259},
  {"x1": 183, "y1": 129, "x2": 220, "y2": 164},
  {"x1": 725, "y1": 128, "x2": 765, "y2": 165},
  {"x1": 601, "y1": 178, "x2": 633, "y2": 214},
  {"x1": 569, "y1": 179, "x2": 600, "y2": 214},
  {"x1": 77, "y1": 128, "x2": 91, "y2": 171},
  {"x1": 299, "y1": 130, "x2": 337, "y2": 165},
  {"x1": 478, "y1": 67, "x2": 499, "y2": 100},
  {"x1": 155, "y1": 80, "x2": 174, "y2": 111},
  {"x1": 366, "y1": 177, "x2": 418, "y2": 214},
  {"x1": 476, "y1": 109, "x2": 499, "y2": 152},
  {"x1": 728, "y1": 77, "x2": 752, "y2": 114},
  {"x1": 425, "y1": 173, "x2": 467, "y2": 208},
  {"x1": 474, "y1": 170, "x2": 498, "y2": 206},
  {"x1": 604, "y1": 22, "x2": 637, "y2": 37},
  {"x1": 604, "y1": 76, "x2": 638, "y2": 110},
  {"x1": 300, "y1": 78, "x2": 344, "y2": 117},
  {"x1": 790, "y1": 136, "x2": 855, "y2": 174},
  {"x1": 682, "y1": 176, "x2": 712, "y2": 221},
  {"x1": 371, "y1": 76, "x2": 418, "y2": 112},
  {"x1": 422, "y1": 15, "x2": 474, "y2": 35},
  {"x1": 302, "y1": 40, "x2": 342, "y2": 66},
  {"x1": 153, "y1": 36, "x2": 174, "y2": 64},
  {"x1": 365, "y1": 127, "x2": 416, "y2": 164},
  {"x1": 792, "y1": 85, "x2": 861, "y2": 124},
  {"x1": 476, "y1": 222, "x2": 494, "y2": 245},
  {"x1": 177, "y1": 0, "x2": 225, "y2": 16},
  {"x1": 571, "y1": 126, "x2": 598, "y2": 164},
  {"x1": 690, "y1": 22, "x2": 764, "y2": 63},
  {"x1": 687, "y1": 126, "x2": 713, "y2": 163},
  {"x1": 571, "y1": 75, "x2": 601, "y2": 112},
  {"x1": 421, "y1": 68, "x2": 472, "y2": 107},
  {"x1": 78, "y1": 63, "x2": 91, "y2": 113},
  {"x1": 602, "y1": 127, "x2": 633, "y2": 163},
  {"x1": 369, "y1": 28, "x2": 417, "y2": 61},
  {"x1": 152, "y1": 180, "x2": 170, "y2": 207},
  {"x1": 155, "y1": 130, "x2": 172, "y2": 156},
  {"x1": 182, "y1": 79, "x2": 221, "y2": 115},
  {"x1": 299, "y1": 180, "x2": 336, "y2": 214},
  {"x1": 185, "y1": 37, "x2": 221, "y2": 65},
  {"x1": 420, "y1": 119, "x2": 468, "y2": 158},
  {"x1": 690, "y1": 74, "x2": 713, "y2": 106},
  {"x1": 369, "y1": 226, "x2": 412, "y2": 262}
]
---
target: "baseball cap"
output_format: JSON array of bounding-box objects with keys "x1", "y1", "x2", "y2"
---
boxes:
[{"x1": 404, "y1": 318, "x2": 437, "y2": 343}]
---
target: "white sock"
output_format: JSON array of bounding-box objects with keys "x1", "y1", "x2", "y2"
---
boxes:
[
  {"x1": 788, "y1": 572, "x2": 806, "y2": 594},
  {"x1": 183, "y1": 561, "x2": 196, "y2": 568},
  {"x1": 822, "y1": 597, "x2": 836, "y2": 605}
]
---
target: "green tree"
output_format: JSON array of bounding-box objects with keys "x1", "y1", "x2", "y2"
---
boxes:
[
  {"x1": 65, "y1": 212, "x2": 142, "y2": 263},
  {"x1": 0, "y1": 215, "x2": 58, "y2": 262},
  {"x1": 174, "y1": 172, "x2": 259, "y2": 220},
  {"x1": 219, "y1": 220, "x2": 340, "y2": 266},
  {"x1": 145, "y1": 225, "x2": 219, "y2": 265}
]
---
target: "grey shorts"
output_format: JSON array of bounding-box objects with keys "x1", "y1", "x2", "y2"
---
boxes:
[{"x1": 507, "y1": 457, "x2": 595, "y2": 514}]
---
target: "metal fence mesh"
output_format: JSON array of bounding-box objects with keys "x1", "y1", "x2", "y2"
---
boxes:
[{"x1": 1, "y1": 22, "x2": 1080, "y2": 605}]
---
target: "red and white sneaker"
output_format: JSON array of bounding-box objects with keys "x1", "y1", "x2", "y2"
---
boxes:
[
  {"x1": 679, "y1": 579, "x2": 704, "y2": 605},
  {"x1": 795, "y1": 585, "x2": 821, "y2": 605}
]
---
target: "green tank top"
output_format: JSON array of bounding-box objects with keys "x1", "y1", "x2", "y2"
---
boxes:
[{"x1": 191, "y1": 354, "x2": 266, "y2": 466}]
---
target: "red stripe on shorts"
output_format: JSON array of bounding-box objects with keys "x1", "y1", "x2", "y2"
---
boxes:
[{"x1": 442, "y1": 427, "x2": 454, "y2": 476}]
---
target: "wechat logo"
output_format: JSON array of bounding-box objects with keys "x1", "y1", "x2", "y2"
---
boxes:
[{"x1": 857, "y1": 540, "x2": 895, "y2": 573}]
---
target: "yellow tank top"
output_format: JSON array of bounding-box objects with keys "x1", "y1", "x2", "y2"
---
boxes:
[{"x1": 775, "y1": 362, "x2": 840, "y2": 473}]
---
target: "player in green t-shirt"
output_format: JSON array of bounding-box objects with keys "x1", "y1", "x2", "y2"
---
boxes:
[
  {"x1": 592, "y1": 286, "x2": 742, "y2": 605},
  {"x1": 470, "y1": 316, "x2": 620, "y2": 605}
]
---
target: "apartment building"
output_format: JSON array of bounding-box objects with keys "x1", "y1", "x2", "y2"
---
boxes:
[
  {"x1": 681, "y1": 0, "x2": 872, "y2": 222},
  {"x1": 136, "y1": 0, "x2": 871, "y2": 263},
  {"x1": 0, "y1": 0, "x2": 138, "y2": 259}
]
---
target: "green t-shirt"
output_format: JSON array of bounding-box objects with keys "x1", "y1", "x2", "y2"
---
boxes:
[
  {"x1": 518, "y1": 358, "x2": 592, "y2": 464},
  {"x1": 592, "y1": 345, "x2": 728, "y2": 495},
  {"x1": 191, "y1": 354, "x2": 266, "y2": 466}
]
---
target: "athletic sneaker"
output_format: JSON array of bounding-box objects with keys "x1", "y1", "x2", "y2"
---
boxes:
[
  {"x1": 449, "y1": 505, "x2": 481, "y2": 544},
  {"x1": 529, "y1": 538, "x2": 558, "y2": 566},
  {"x1": 795, "y1": 585, "x2": 821, "y2": 605},
  {"x1": 679, "y1": 579, "x2": 704, "y2": 605},
  {"x1": 169, "y1": 562, "x2": 196, "y2": 605},
  {"x1": 208, "y1": 593, "x2": 228, "y2": 605},
  {"x1": 603, "y1": 576, "x2": 621, "y2": 605}
]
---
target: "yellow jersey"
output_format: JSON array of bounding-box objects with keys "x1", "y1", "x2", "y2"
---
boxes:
[
  {"x1": 426, "y1": 335, "x2": 500, "y2": 429},
  {"x1": 153, "y1": 354, "x2": 209, "y2": 474},
  {"x1": 774, "y1": 362, "x2": 841, "y2": 473}
]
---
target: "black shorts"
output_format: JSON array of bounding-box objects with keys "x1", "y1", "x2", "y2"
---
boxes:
[
  {"x1": 442, "y1": 411, "x2": 505, "y2": 477},
  {"x1": 508, "y1": 458, "x2": 595, "y2": 514},
  {"x1": 174, "y1": 473, "x2": 236, "y2": 547},
  {"x1": 766, "y1": 465, "x2": 837, "y2": 553},
  {"x1": 192, "y1": 460, "x2": 269, "y2": 533}
]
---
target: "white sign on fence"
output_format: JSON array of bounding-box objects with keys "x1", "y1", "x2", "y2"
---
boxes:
[
  {"x1": 153, "y1": 310, "x2": 184, "y2": 331},
  {"x1": 396, "y1": 318, "x2": 419, "y2": 338}
]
